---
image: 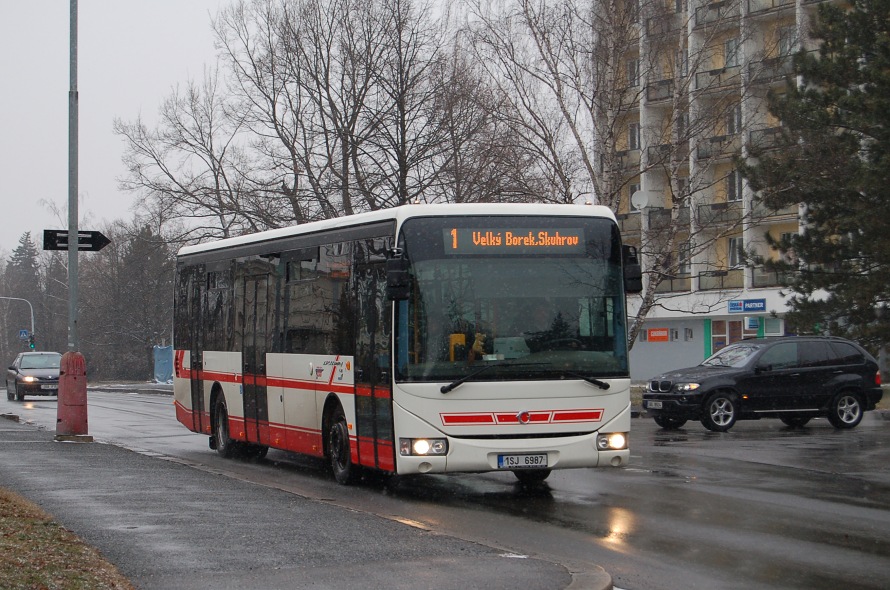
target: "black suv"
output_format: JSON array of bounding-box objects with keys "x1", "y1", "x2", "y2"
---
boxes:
[{"x1": 643, "y1": 336, "x2": 883, "y2": 432}]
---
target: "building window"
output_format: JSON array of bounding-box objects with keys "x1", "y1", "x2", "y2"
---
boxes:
[
  {"x1": 677, "y1": 48, "x2": 688, "y2": 77},
  {"x1": 727, "y1": 169, "x2": 743, "y2": 202},
  {"x1": 764, "y1": 317, "x2": 783, "y2": 336},
  {"x1": 780, "y1": 231, "x2": 799, "y2": 264},
  {"x1": 626, "y1": 59, "x2": 640, "y2": 87},
  {"x1": 677, "y1": 176, "x2": 689, "y2": 197},
  {"x1": 679, "y1": 241, "x2": 691, "y2": 275},
  {"x1": 684, "y1": 327, "x2": 694, "y2": 341},
  {"x1": 725, "y1": 38, "x2": 740, "y2": 68},
  {"x1": 778, "y1": 26, "x2": 797, "y2": 56},
  {"x1": 726, "y1": 104, "x2": 742, "y2": 135},
  {"x1": 728, "y1": 236, "x2": 744, "y2": 268},
  {"x1": 629, "y1": 123, "x2": 641, "y2": 151}
]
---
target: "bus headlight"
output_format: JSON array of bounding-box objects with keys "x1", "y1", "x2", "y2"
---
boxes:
[
  {"x1": 597, "y1": 432, "x2": 627, "y2": 451},
  {"x1": 399, "y1": 438, "x2": 448, "y2": 456}
]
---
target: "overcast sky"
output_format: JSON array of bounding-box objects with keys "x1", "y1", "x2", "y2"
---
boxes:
[{"x1": 0, "y1": 1, "x2": 226, "y2": 256}]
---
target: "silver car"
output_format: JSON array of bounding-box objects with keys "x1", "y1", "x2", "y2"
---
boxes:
[{"x1": 6, "y1": 352, "x2": 62, "y2": 401}]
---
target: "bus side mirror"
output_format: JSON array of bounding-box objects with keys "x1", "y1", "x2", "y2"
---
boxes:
[
  {"x1": 386, "y1": 257, "x2": 410, "y2": 301},
  {"x1": 622, "y1": 245, "x2": 643, "y2": 294}
]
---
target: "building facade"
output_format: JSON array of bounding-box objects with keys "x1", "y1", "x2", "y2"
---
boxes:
[{"x1": 617, "y1": 0, "x2": 831, "y2": 379}]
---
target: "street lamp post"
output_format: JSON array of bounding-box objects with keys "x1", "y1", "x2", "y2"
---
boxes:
[{"x1": 0, "y1": 296, "x2": 35, "y2": 346}]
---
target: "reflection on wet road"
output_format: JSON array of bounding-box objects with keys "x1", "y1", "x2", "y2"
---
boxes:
[{"x1": 2, "y1": 391, "x2": 888, "y2": 590}]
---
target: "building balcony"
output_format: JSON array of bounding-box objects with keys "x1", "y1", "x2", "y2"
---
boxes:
[
  {"x1": 654, "y1": 275, "x2": 692, "y2": 293},
  {"x1": 751, "y1": 198, "x2": 798, "y2": 220},
  {"x1": 694, "y1": 1, "x2": 740, "y2": 28},
  {"x1": 698, "y1": 268, "x2": 744, "y2": 290},
  {"x1": 648, "y1": 206, "x2": 691, "y2": 230},
  {"x1": 646, "y1": 79, "x2": 674, "y2": 103},
  {"x1": 602, "y1": 149, "x2": 641, "y2": 172},
  {"x1": 747, "y1": 0, "x2": 794, "y2": 14},
  {"x1": 695, "y1": 65, "x2": 741, "y2": 91},
  {"x1": 617, "y1": 212, "x2": 642, "y2": 234},
  {"x1": 696, "y1": 134, "x2": 740, "y2": 160},
  {"x1": 646, "y1": 13, "x2": 685, "y2": 36},
  {"x1": 749, "y1": 55, "x2": 794, "y2": 84},
  {"x1": 748, "y1": 127, "x2": 785, "y2": 151},
  {"x1": 647, "y1": 142, "x2": 690, "y2": 165},
  {"x1": 752, "y1": 266, "x2": 797, "y2": 288},
  {"x1": 698, "y1": 201, "x2": 743, "y2": 226}
]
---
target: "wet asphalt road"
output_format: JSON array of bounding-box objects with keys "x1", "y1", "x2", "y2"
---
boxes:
[{"x1": 2, "y1": 387, "x2": 889, "y2": 590}]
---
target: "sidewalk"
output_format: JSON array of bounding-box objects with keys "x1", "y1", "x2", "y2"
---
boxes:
[{"x1": 0, "y1": 417, "x2": 610, "y2": 590}]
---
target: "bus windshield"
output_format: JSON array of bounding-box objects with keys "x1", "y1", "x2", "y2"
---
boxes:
[{"x1": 394, "y1": 216, "x2": 629, "y2": 383}]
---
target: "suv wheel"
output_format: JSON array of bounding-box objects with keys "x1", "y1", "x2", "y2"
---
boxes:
[
  {"x1": 827, "y1": 391, "x2": 863, "y2": 429},
  {"x1": 701, "y1": 392, "x2": 737, "y2": 432},
  {"x1": 653, "y1": 416, "x2": 687, "y2": 430}
]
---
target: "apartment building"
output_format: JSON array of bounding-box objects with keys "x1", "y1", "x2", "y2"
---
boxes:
[{"x1": 618, "y1": 0, "x2": 829, "y2": 379}]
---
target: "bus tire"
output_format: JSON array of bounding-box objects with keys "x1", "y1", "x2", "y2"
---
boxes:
[
  {"x1": 328, "y1": 407, "x2": 357, "y2": 485},
  {"x1": 212, "y1": 397, "x2": 238, "y2": 458}
]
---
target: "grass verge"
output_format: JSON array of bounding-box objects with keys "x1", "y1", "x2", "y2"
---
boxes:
[{"x1": 0, "y1": 487, "x2": 134, "y2": 590}]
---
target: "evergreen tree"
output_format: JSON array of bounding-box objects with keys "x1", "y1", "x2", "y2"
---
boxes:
[
  {"x1": 742, "y1": 0, "x2": 890, "y2": 352},
  {"x1": 4, "y1": 233, "x2": 42, "y2": 351}
]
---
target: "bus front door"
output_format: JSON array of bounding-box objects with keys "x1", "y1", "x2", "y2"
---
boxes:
[{"x1": 242, "y1": 274, "x2": 272, "y2": 446}]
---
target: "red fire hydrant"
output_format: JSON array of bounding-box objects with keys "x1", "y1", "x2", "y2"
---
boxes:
[{"x1": 56, "y1": 351, "x2": 92, "y2": 442}]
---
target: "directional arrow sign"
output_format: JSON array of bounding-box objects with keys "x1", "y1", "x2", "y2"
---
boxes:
[{"x1": 43, "y1": 230, "x2": 111, "y2": 252}]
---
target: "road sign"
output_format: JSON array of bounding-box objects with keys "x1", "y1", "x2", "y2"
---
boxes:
[
  {"x1": 43, "y1": 230, "x2": 111, "y2": 252},
  {"x1": 19, "y1": 329, "x2": 29, "y2": 340}
]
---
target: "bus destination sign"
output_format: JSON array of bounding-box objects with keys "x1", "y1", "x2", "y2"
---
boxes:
[{"x1": 444, "y1": 227, "x2": 585, "y2": 254}]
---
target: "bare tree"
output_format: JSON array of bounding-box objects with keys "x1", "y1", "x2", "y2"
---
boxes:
[{"x1": 464, "y1": 0, "x2": 773, "y2": 347}]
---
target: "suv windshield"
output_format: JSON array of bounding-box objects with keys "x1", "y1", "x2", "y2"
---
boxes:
[
  {"x1": 700, "y1": 343, "x2": 762, "y2": 368},
  {"x1": 394, "y1": 216, "x2": 629, "y2": 383}
]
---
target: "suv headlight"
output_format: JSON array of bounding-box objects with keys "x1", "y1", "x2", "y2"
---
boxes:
[{"x1": 676, "y1": 383, "x2": 700, "y2": 392}]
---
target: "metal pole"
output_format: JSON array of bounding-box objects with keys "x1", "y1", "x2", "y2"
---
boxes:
[{"x1": 68, "y1": 0, "x2": 79, "y2": 351}]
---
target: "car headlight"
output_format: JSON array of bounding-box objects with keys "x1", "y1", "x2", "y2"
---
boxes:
[
  {"x1": 399, "y1": 438, "x2": 448, "y2": 456},
  {"x1": 597, "y1": 432, "x2": 627, "y2": 451},
  {"x1": 22, "y1": 376, "x2": 36, "y2": 383},
  {"x1": 676, "y1": 382, "x2": 700, "y2": 392}
]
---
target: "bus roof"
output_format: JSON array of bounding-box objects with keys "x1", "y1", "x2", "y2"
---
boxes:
[{"x1": 177, "y1": 202, "x2": 617, "y2": 259}]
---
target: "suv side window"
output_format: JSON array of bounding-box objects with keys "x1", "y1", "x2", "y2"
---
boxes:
[
  {"x1": 758, "y1": 342, "x2": 798, "y2": 370},
  {"x1": 799, "y1": 341, "x2": 834, "y2": 368},
  {"x1": 829, "y1": 342, "x2": 864, "y2": 365}
]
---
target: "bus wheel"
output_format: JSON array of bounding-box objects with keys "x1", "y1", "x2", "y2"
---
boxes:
[
  {"x1": 212, "y1": 398, "x2": 238, "y2": 458},
  {"x1": 513, "y1": 469, "x2": 551, "y2": 485},
  {"x1": 328, "y1": 408, "x2": 357, "y2": 485}
]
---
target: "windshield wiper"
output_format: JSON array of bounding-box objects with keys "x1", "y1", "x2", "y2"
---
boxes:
[
  {"x1": 440, "y1": 362, "x2": 544, "y2": 394},
  {"x1": 563, "y1": 372, "x2": 610, "y2": 390}
]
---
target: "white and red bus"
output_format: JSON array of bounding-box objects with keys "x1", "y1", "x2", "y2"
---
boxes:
[{"x1": 173, "y1": 203, "x2": 642, "y2": 484}]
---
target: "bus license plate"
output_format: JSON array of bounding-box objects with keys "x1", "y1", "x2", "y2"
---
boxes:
[
  {"x1": 498, "y1": 454, "x2": 548, "y2": 469},
  {"x1": 647, "y1": 401, "x2": 663, "y2": 409}
]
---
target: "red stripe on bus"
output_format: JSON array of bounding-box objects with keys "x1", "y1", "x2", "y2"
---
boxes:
[
  {"x1": 440, "y1": 413, "x2": 496, "y2": 425},
  {"x1": 553, "y1": 409, "x2": 604, "y2": 422}
]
